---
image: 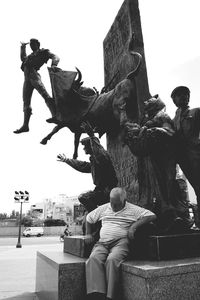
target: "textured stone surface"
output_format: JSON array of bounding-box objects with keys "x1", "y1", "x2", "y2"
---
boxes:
[
  {"x1": 104, "y1": 0, "x2": 150, "y2": 205},
  {"x1": 147, "y1": 232, "x2": 200, "y2": 260},
  {"x1": 63, "y1": 235, "x2": 93, "y2": 258},
  {"x1": 35, "y1": 251, "x2": 87, "y2": 300},
  {"x1": 121, "y1": 258, "x2": 200, "y2": 300},
  {"x1": 129, "y1": 232, "x2": 200, "y2": 260}
]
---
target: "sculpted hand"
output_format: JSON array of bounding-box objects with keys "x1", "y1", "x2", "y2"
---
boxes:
[
  {"x1": 51, "y1": 66, "x2": 61, "y2": 72},
  {"x1": 57, "y1": 153, "x2": 68, "y2": 163},
  {"x1": 20, "y1": 41, "x2": 29, "y2": 46},
  {"x1": 81, "y1": 121, "x2": 94, "y2": 137}
]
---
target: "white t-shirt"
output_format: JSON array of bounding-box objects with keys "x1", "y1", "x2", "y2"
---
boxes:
[{"x1": 86, "y1": 202, "x2": 155, "y2": 243}]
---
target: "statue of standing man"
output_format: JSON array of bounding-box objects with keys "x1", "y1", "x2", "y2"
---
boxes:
[
  {"x1": 14, "y1": 38, "x2": 60, "y2": 134},
  {"x1": 171, "y1": 86, "x2": 200, "y2": 218}
]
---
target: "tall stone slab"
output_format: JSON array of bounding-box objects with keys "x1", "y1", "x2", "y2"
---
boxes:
[{"x1": 103, "y1": 0, "x2": 150, "y2": 203}]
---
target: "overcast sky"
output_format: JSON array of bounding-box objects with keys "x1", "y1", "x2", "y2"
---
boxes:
[{"x1": 1, "y1": 0, "x2": 200, "y2": 213}]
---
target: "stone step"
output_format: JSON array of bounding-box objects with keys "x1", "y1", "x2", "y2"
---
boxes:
[
  {"x1": 63, "y1": 235, "x2": 94, "y2": 258},
  {"x1": 35, "y1": 250, "x2": 200, "y2": 300},
  {"x1": 35, "y1": 251, "x2": 87, "y2": 300},
  {"x1": 121, "y1": 257, "x2": 200, "y2": 300}
]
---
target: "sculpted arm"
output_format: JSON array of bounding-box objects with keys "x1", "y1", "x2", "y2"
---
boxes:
[
  {"x1": 20, "y1": 42, "x2": 28, "y2": 62},
  {"x1": 57, "y1": 153, "x2": 91, "y2": 173},
  {"x1": 48, "y1": 50, "x2": 60, "y2": 66}
]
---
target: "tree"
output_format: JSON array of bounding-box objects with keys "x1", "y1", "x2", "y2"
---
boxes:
[
  {"x1": 44, "y1": 219, "x2": 66, "y2": 227},
  {"x1": 0, "y1": 213, "x2": 8, "y2": 220},
  {"x1": 21, "y1": 216, "x2": 33, "y2": 227}
]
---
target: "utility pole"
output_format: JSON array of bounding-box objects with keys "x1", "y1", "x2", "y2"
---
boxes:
[{"x1": 14, "y1": 191, "x2": 29, "y2": 248}]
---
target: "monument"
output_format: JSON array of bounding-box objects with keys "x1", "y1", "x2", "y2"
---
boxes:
[
  {"x1": 33, "y1": 0, "x2": 200, "y2": 299},
  {"x1": 104, "y1": 0, "x2": 150, "y2": 203}
]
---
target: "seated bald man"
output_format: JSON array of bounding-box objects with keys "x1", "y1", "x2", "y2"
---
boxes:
[{"x1": 85, "y1": 187, "x2": 156, "y2": 300}]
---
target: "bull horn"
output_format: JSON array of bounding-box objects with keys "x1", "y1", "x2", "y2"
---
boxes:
[
  {"x1": 75, "y1": 67, "x2": 82, "y2": 84},
  {"x1": 127, "y1": 51, "x2": 142, "y2": 80}
]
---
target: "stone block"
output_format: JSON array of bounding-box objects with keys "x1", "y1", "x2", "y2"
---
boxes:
[
  {"x1": 147, "y1": 232, "x2": 200, "y2": 260},
  {"x1": 63, "y1": 235, "x2": 93, "y2": 258},
  {"x1": 121, "y1": 257, "x2": 200, "y2": 300},
  {"x1": 130, "y1": 232, "x2": 200, "y2": 260},
  {"x1": 35, "y1": 251, "x2": 87, "y2": 300}
]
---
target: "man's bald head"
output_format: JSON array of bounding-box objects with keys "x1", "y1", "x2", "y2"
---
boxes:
[{"x1": 110, "y1": 187, "x2": 126, "y2": 212}]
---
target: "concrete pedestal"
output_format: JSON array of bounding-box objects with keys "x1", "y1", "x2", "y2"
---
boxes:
[
  {"x1": 63, "y1": 235, "x2": 93, "y2": 258},
  {"x1": 35, "y1": 251, "x2": 87, "y2": 300},
  {"x1": 35, "y1": 250, "x2": 200, "y2": 300},
  {"x1": 121, "y1": 257, "x2": 200, "y2": 300}
]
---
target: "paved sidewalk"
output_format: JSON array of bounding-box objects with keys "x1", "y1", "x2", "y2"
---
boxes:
[{"x1": 0, "y1": 241, "x2": 63, "y2": 300}]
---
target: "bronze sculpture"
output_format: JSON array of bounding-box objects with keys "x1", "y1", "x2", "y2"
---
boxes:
[
  {"x1": 171, "y1": 86, "x2": 200, "y2": 217},
  {"x1": 42, "y1": 51, "x2": 141, "y2": 159},
  {"x1": 124, "y1": 95, "x2": 192, "y2": 233},
  {"x1": 14, "y1": 39, "x2": 60, "y2": 134},
  {"x1": 57, "y1": 122, "x2": 118, "y2": 213}
]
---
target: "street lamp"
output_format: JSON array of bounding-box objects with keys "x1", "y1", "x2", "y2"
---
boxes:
[{"x1": 14, "y1": 191, "x2": 29, "y2": 248}]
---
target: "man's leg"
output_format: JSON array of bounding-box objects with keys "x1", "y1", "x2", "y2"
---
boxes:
[
  {"x1": 14, "y1": 80, "x2": 33, "y2": 133},
  {"x1": 105, "y1": 238, "x2": 129, "y2": 300},
  {"x1": 86, "y1": 243, "x2": 108, "y2": 297},
  {"x1": 30, "y1": 73, "x2": 56, "y2": 117}
]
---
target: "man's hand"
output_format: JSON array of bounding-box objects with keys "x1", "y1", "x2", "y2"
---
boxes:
[
  {"x1": 127, "y1": 226, "x2": 137, "y2": 240},
  {"x1": 57, "y1": 153, "x2": 68, "y2": 163},
  {"x1": 81, "y1": 121, "x2": 94, "y2": 137},
  {"x1": 85, "y1": 234, "x2": 95, "y2": 245}
]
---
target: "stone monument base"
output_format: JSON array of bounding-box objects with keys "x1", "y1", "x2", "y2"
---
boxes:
[
  {"x1": 121, "y1": 258, "x2": 200, "y2": 300},
  {"x1": 63, "y1": 235, "x2": 93, "y2": 258},
  {"x1": 35, "y1": 251, "x2": 87, "y2": 300},
  {"x1": 35, "y1": 250, "x2": 200, "y2": 300},
  {"x1": 63, "y1": 232, "x2": 200, "y2": 260}
]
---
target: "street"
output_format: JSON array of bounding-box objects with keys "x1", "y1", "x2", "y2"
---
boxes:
[
  {"x1": 0, "y1": 236, "x2": 61, "y2": 247},
  {"x1": 0, "y1": 237, "x2": 63, "y2": 299}
]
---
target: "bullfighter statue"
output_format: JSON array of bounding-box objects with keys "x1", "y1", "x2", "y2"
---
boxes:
[{"x1": 14, "y1": 38, "x2": 60, "y2": 134}]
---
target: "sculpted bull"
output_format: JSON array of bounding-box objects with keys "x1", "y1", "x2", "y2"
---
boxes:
[{"x1": 41, "y1": 51, "x2": 142, "y2": 158}]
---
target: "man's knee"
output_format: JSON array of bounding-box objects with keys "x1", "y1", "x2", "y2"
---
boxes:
[{"x1": 87, "y1": 253, "x2": 103, "y2": 266}]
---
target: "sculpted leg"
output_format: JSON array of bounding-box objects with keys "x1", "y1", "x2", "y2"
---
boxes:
[
  {"x1": 30, "y1": 73, "x2": 56, "y2": 117},
  {"x1": 14, "y1": 80, "x2": 33, "y2": 134}
]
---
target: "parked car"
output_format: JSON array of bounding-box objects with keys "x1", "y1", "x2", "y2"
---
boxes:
[{"x1": 23, "y1": 227, "x2": 44, "y2": 237}]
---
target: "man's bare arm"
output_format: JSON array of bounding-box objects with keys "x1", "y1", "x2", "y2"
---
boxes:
[{"x1": 128, "y1": 214, "x2": 156, "y2": 240}]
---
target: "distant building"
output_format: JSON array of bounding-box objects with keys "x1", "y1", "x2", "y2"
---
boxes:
[
  {"x1": 74, "y1": 204, "x2": 85, "y2": 224},
  {"x1": 29, "y1": 194, "x2": 83, "y2": 224},
  {"x1": 30, "y1": 202, "x2": 44, "y2": 219}
]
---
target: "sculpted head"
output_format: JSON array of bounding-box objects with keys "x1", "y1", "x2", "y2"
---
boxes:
[
  {"x1": 144, "y1": 95, "x2": 165, "y2": 118},
  {"x1": 30, "y1": 38, "x2": 40, "y2": 51},
  {"x1": 80, "y1": 137, "x2": 92, "y2": 155},
  {"x1": 110, "y1": 187, "x2": 126, "y2": 212},
  {"x1": 171, "y1": 86, "x2": 190, "y2": 109}
]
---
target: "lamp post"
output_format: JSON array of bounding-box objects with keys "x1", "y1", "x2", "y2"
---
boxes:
[{"x1": 14, "y1": 191, "x2": 29, "y2": 248}]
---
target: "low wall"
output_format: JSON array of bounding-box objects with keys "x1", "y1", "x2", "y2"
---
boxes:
[
  {"x1": 0, "y1": 225, "x2": 83, "y2": 237},
  {"x1": 0, "y1": 226, "x2": 25, "y2": 236}
]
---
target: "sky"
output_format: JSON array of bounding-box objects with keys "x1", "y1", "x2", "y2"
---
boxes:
[{"x1": 1, "y1": 0, "x2": 200, "y2": 213}]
